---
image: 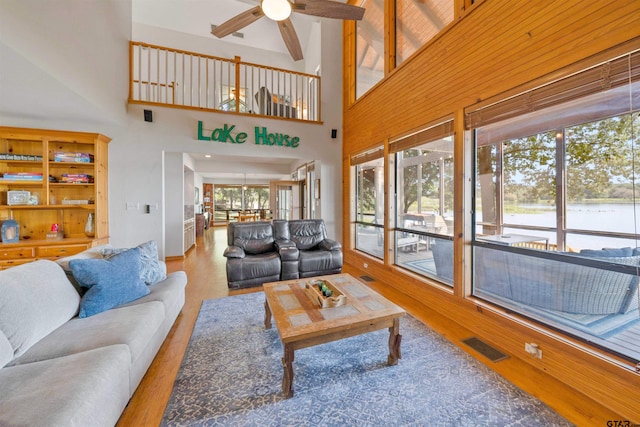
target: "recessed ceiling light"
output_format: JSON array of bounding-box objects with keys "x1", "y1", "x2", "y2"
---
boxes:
[{"x1": 205, "y1": 154, "x2": 212, "y2": 158}]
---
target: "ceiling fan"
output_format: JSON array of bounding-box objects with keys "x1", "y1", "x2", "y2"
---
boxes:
[{"x1": 211, "y1": 0, "x2": 366, "y2": 61}]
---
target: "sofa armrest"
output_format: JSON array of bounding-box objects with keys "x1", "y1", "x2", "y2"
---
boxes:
[
  {"x1": 279, "y1": 247, "x2": 299, "y2": 262},
  {"x1": 223, "y1": 246, "x2": 245, "y2": 259},
  {"x1": 275, "y1": 239, "x2": 296, "y2": 250},
  {"x1": 319, "y1": 239, "x2": 342, "y2": 251},
  {"x1": 275, "y1": 239, "x2": 299, "y2": 261}
]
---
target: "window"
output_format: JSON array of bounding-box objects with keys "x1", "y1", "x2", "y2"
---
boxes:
[
  {"x1": 391, "y1": 120, "x2": 454, "y2": 283},
  {"x1": 213, "y1": 184, "x2": 269, "y2": 222},
  {"x1": 469, "y1": 51, "x2": 640, "y2": 361},
  {"x1": 395, "y1": 0, "x2": 454, "y2": 66},
  {"x1": 243, "y1": 186, "x2": 269, "y2": 211},
  {"x1": 353, "y1": 147, "x2": 385, "y2": 258},
  {"x1": 219, "y1": 86, "x2": 247, "y2": 112},
  {"x1": 356, "y1": 0, "x2": 385, "y2": 99}
]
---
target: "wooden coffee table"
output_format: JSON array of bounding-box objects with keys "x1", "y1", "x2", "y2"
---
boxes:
[{"x1": 263, "y1": 273, "x2": 406, "y2": 397}]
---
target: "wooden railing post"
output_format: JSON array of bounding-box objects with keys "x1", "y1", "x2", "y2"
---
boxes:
[
  {"x1": 128, "y1": 42, "x2": 320, "y2": 122},
  {"x1": 129, "y1": 42, "x2": 134, "y2": 103},
  {"x1": 234, "y1": 56, "x2": 241, "y2": 114}
]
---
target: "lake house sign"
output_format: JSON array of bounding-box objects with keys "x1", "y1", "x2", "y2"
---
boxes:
[{"x1": 197, "y1": 121, "x2": 300, "y2": 148}]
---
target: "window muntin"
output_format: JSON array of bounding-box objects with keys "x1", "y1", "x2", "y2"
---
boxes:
[
  {"x1": 471, "y1": 52, "x2": 640, "y2": 361},
  {"x1": 395, "y1": 0, "x2": 454, "y2": 66}
]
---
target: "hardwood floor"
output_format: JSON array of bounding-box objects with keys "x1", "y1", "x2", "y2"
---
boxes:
[
  {"x1": 116, "y1": 227, "x2": 250, "y2": 426},
  {"x1": 116, "y1": 226, "x2": 613, "y2": 426}
]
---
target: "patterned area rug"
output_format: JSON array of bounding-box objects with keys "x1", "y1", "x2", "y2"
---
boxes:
[{"x1": 161, "y1": 292, "x2": 573, "y2": 426}]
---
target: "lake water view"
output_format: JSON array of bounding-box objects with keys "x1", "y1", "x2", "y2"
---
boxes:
[{"x1": 485, "y1": 203, "x2": 640, "y2": 251}]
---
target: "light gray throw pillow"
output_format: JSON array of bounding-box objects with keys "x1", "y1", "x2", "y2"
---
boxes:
[
  {"x1": 0, "y1": 260, "x2": 80, "y2": 357},
  {"x1": 0, "y1": 330, "x2": 12, "y2": 368}
]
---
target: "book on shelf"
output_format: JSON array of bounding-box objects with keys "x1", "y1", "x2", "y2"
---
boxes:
[
  {"x1": 1, "y1": 172, "x2": 43, "y2": 181},
  {"x1": 53, "y1": 152, "x2": 94, "y2": 163},
  {"x1": 60, "y1": 173, "x2": 94, "y2": 183}
]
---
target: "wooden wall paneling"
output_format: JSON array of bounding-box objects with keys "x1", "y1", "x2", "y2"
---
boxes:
[
  {"x1": 343, "y1": 0, "x2": 640, "y2": 423},
  {"x1": 344, "y1": 253, "x2": 635, "y2": 423},
  {"x1": 452, "y1": 108, "x2": 471, "y2": 298},
  {"x1": 342, "y1": 154, "x2": 353, "y2": 249},
  {"x1": 344, "y1": 1, "x2": 640, "y2": 145},
  {"x1": 383, "y1": 140, "x2": 391, "y2": 265},
  {"x1": 347, "y1": 262, "x2": 623, "y2": 425}
]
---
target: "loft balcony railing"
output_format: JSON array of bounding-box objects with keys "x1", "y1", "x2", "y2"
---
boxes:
[{"x1": 128, "y1": 41, "x2": 321, "y2": 122}]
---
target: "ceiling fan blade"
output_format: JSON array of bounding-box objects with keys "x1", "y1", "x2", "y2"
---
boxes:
[
  {"x1": 293, "y1": 0, "x2": 365, "y2": 21},
  {"x1": 278, "y1": 18, "x2": 303, "y2": 61},
  {"x1": 211, "y1": 6, "x2": 264, "y2": 38}
]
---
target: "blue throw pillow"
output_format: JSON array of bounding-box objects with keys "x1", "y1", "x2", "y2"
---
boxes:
[
  {"x1": 101, "y1": 240, "x2": 167, "y2": 285},
  {"x1": 580, "y1": 247, "x2": 633, "y2": 258},
  {"x1": 69, "y1": 248, "x2": 150, "y2": 318}
]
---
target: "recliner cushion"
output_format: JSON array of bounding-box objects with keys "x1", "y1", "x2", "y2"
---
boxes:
[
  {"x1": 232, "y1": 223, "x2": 275, "y2": 254},
  {"x1": 226, "y1": 252, "x2": 281, "y2": 283},
  {"x1": 298, "y1": 249, "x2": 342, "y2": 273},
  {"x1": 289, "y1": 221, "x2": 325, "y2": 250}
]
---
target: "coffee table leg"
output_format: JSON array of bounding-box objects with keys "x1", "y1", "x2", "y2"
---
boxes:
[
  {"x1": 387, "y1": 318, "x2": 402, "y2": 365},
  {"x1": 264, "y1": 300, "x2": 272, "y2": 329},
  {"x1": 282, "y1": 344, "x2": 294, "y2": 398}
]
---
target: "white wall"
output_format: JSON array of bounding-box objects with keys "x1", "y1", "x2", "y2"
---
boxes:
[
  {"x1": 163, "y1": 152, "x2": 183, "y2": 258},
  {"x1": 0, "y1": 0, "x2": 131, "y2": 124},
  {"x1": 0, "y1": 1, "x2": 344, "y2": 258},
  {"x1": 133, "y1": 23, "x2": 305, "y2": 73},
  {"x1": 318, "y1": 19, "x2": 344, "y2": 240}
]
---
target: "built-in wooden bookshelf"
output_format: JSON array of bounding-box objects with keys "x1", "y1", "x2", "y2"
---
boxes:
[{"x1": 0, "y1": 126, "x2": 110, "y2": 268}]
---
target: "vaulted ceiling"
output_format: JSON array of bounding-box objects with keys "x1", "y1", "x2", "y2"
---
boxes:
[
  {"x1": 133, "y1": 0, "x2": 320, "y2": 57},
  {"x1": 356, "y1": 0, "x2": 453, "y2": 72}
]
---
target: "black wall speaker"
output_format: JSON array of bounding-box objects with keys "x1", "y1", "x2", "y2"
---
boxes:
[
  {"x1": 331, "y1": 129, "x2": 337, "y2": 139},
  {"x1": 144, "y1": 109, "x2": 153, "y2": 122}
]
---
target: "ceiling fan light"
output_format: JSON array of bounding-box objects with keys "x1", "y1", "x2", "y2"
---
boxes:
[{"x1": 262, "y1": 0, "x2": 292, "y2": 21}]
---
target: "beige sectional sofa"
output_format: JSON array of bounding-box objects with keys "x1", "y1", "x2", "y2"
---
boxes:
[{"x1": 0, "y1": 244, "x2": 187, "y2": 427}]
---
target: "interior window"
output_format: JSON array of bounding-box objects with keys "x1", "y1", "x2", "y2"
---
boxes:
[
  {"x1": 356, "y1": 0, "x2": 385, "y2": 99},
  {"x1": 395, "y1": 0, "x2": 454, "y2": 66}
]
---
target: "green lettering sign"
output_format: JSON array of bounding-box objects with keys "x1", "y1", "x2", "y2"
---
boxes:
[
  {"x1": 198, "y1": 121, "x2": 299, "y2": 148},
  {"x1": 198, "y1": 121, "x2": 211, "y2": 141}
]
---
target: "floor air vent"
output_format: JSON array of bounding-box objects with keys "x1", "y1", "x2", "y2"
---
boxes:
[
  {"x1": 359, "y1": 275, "x2": 375, "y2": 282},
  {"x1": 461, "y1": 337, "x2": 509, "y2": 363}
]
